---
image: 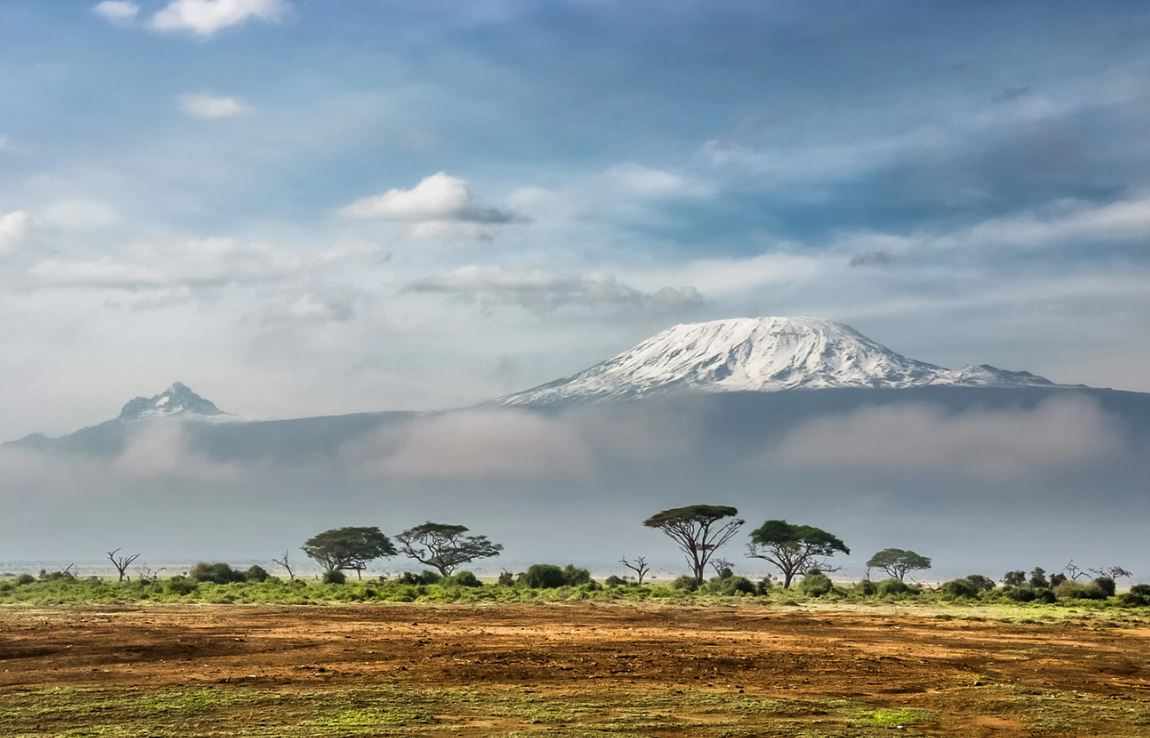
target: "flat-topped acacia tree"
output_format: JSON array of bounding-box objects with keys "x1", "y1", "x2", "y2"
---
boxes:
[
  {"x1": 643, "y1": 505, "x2": 744, "y2": 586},
  {"x1": 747, "y1": 520, "x2": 850, "y2": 588},
  {"x1": 866, "y1": 548, "x2": 931, "y2": 582},
  {"x1": 302, "y1": 526, "x2": 396, "y2": 579},
  {"x1": 395, "y1": 522, "x2": 503, "y2": 577}
]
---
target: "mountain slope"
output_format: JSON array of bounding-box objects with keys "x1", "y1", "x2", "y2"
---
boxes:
[
  {"x1": 500, "y1": 316, "x2": 1058, "y2": 407},
  {"x1": 118, "y1": 382, "x2": 225, "y2": 420}
]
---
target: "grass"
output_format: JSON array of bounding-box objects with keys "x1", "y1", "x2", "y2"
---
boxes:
[{"x1": 1, "y1": 574, "x2": 1147, "y2": 622}]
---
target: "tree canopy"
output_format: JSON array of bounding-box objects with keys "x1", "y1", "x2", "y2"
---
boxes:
[
  {"x1": 301, "y1": 526, "x2": 396, "y2": 575},
  {"x1": 395, "y1": 522, "x2": 503, "y2": 576},
  {"x1": 866, "y1": 548, "x2": 931, "y2": 582},
  {"x1": 643, "y1": 505, "x2": 744, "y2": 585},
  {"x1": 747, "y1": 520, "x2": 849, "y2": 588}
]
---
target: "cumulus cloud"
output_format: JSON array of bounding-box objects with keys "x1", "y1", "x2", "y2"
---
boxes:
[
  {"x1": 151, "y1": 0, "x2": 288, "y2": 36},
  {"x1": 0, "y1": 210, "x2": 31, "y2": 255},
  {"x1": 769, "y1": 396, "x2": 1125, "y2": 480},
  {"x1": 340, "y1": 172, "x2": 522, "y2": 240},
  {"x1": 92, "y1": 1, "x2": 139, "y2": 23},
  {"x1": 405, "y1": 265, "x2": 705, "y2": 315},
  {"x1": 179, "y1": 93, "x2": 250, "y2": 119}
]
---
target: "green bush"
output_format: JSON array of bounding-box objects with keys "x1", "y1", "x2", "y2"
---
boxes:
[
  {"x1": 446, "y1": 571, "x2": 482, "y2": 587},
  {"x1": 523, "y1": 564, "x2": 567, "y2": 589},
  {"x1": 756, "y1": 578, "x2": 774, "y2": 595},
  {"x1": 965, "y1": 575, "x2": 996, "y2": 592},
  {"x1": 1094, "y1": 577, "x2": 1116, "y2": 597},
  {"x1": 165, "y1": 576, "x2": 198, "y2": 596},
  {"x1": 604, "y1": 575, "x2": 627, "y2": 587},
  {"x1": 941, "y1": 578, "x2": 980, "y2": 599},
  {"x1": 244, "y1": 565, "x2": 271, "y2": 583},
  {"x1": 670, "y1": 575, "x2": 699, "y2": 591},
  {"x1": 857, "y1": 579, "x2": 878, "y2": 596},
  {"x1": 189, "y1": 562, "x2": 246, "y2": 584},
  {"x1": 1119, "y1": 584, "x2": 1150, "y2": 607},
  {"x1": 398, "y1": 570, "x2": 442, "y2": 585},
  {"x1": 877, "y1": 579, "x2": 915, "y2": 597},
  {"x1": 705, "y1": 575, "x2": 756, "y2": 595},
  {"x1": 800, "y1": 572, "x2": 833, "y2": 597},
  {"x1": 1055, "y1": 580, "x2": 1106, "y2": 600},
  {"x1": 322, "y1": 570, "x2": 347, "y2": 585},
  {"x1": 497, "y1": 570, "x2": 515, "y2": 586},
  {"x1": 16, "y1": 574, "x2": 35, "y2": 586},
  {"x1": 562, "y1": 564, "x2": 592, "y2": 586}
]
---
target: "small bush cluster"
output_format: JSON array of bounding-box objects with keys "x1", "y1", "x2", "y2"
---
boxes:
[{"x1": 519, "y1": 564, "x2": 592, "y2": 589}]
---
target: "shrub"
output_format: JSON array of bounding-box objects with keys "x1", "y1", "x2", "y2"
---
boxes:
[
  {"x1": 497, "y1": 570, "x2": 515, "y2": 586},
  {"x1": 942, "y1": 578, "x2": 980, "y2": 599},
  {"x1": 446, "y1": 571, "x2": 482, "y2": 587},
  {"x1": 39, "y1": 569, "x2": 76, "y2": 582},
  {"x1": 799, "y1": 572, "x2": 833, "y2": 597},
  {"x1": 670, "y1": 575, "x2": 699, "y2": 591},
  {"x1": 1034, "y1": 588, "x2": 1056, "y2": 604},
  {"x1": 965, "y1": 575, "x2": 996, "y2": 592},
  {"x1": 165, "y1": 576, "x2": 198, "y2": 596},
  {"x1": 857, "y1": 579, "x2": 878, "y2": 596},
  {"x1": 756, "y1": 577, "x2": 774, "y2": 595},
  {"x1": 877, "y1": 579, "x2": 915, "y2": 597},
  {"x1": 522, "y1": 564, "x2": 565, "y2": 589},
  {"x1": 1002, "y1": 571, "x2": 1026, "y2": 587},
  {"x1": 705, "y1": 575, "x2": 756, "y2": 596},
  {"x1": 562, "y1": 564, "x2": 592, "y2": 586},
  {"x1": 16, "y1": 574, "x2": 36, "y2": 586},
  {"x1": 604, "y1": 575, "x2": 627, "y2": 587},
  {"x1": 1004, "y1": 586, "x2": 1036, "y2": 602},
  {"x1": 322, "y1": 570, "x2": 347, "y2": 585},
  {"x1": 1119, "y1": 584, "x2": 1150, "y2": 607},
  {"x1": 189, "y1": 562, "x2": 245, "y2": 584},
  {"x1": 398, "y1": 570, "x2": 441, "y2": 585},
  {"x1": 1093, "y1": 577, "x2": 1116, "y2": 598},
  {"x1": 244, "y1": 565, "x2": 271, "y2": 583},
  {"x1": 1055, "y1": 580, "x2": 1106, "y2": 600}
]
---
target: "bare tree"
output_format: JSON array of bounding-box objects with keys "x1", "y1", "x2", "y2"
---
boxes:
[
  {"x1": 271, "y1": 550, "x2": 296, "y2": 580},
  {"x1": 620, "y1": 555, "x2": 651, "y2": 585},
  {"x1": 1064, "y1": 560, "x2": 1087, "y2": 581},
  {"x1": 710, "y1": 558, "x2": 735, "y2": 577},
  {"x1": 106, "y1": 548, "x2": 141, "y2": 583},
  {"x1": 1089, "y1": 565, "x2": 1133, "y2": 581}
]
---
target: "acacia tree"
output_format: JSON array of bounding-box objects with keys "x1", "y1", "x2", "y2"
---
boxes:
[
  {"x1": 395, "y1": 523, "x2": 503, "y2": 577},
  {"x1": 620, "y1": 555, "x2": 651, "y2": 584},
  {"x1": 747, "y1": 521, "x2": 849, "y2": 588},
  {"x1": 866, "y1": 548, "x2": 931, "y2": 582},
  {"x1": 106, "y1": 548, "x2": 141, "y2": 583},
  {"x1": 301, "y1": 527, "x2": 396, "y2": 578},
  {"x1": 643, "y1": 505, "x2": 744, "y2": 585}
]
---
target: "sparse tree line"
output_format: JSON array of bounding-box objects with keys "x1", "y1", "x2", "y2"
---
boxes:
[{"x1": 3, "y1": 506, "x2": 1148, "y2": 608}]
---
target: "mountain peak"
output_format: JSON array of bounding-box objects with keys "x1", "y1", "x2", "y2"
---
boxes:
[
  {"x1": 118, "y1": 382, "x2": 224, "y2": 421},
  {"x1": 500, "y1": 315, "x2": 1058, "y2": 407}
]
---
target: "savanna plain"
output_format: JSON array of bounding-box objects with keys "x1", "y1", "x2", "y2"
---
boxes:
[{"x1": 2, "y1": 580, "x2": 1149, "y2": 737}]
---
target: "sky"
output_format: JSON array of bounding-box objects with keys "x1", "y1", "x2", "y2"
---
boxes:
[{"x1": 3, "y1": 0, "x2": 1150, "y2": 441}]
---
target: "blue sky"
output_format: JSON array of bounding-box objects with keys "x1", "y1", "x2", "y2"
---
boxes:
[{"x1": 2, "y1": 0, "x2": 1150, "y2": 437}]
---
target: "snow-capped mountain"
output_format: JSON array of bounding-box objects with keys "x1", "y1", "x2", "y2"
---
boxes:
[
  {"x1": 118, "y1": 382, "x2": 225, "y2": 421},
  {"x1": 500, "y1": 316, "x2": 1057, "y2": 407}
]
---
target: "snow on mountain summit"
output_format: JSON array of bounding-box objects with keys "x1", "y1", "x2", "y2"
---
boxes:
[
  {"x1": 118, "y1": 382, "x2": 225, "y2": 421},
  {"x1": 500, "y1": 316, "x2": 1056, "y2": 407}
]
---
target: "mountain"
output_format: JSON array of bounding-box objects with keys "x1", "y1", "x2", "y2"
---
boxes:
[
  {"x1": 499, "y1": 317, "x2": 1060, "y2": 407},
  {"x1": 117, "y1": 382, "x2": 225, "y2": 420}
]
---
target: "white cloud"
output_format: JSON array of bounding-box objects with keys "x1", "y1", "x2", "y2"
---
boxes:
[
  {"x1": 0, "y1": 210, "x2": 31, "y2": 255},
  {"x1": 605, "y1": 163, "x2": 714, "y2": 199},
  {"x1": 406, "y1": 265, "x2": 705, "y2": 315},
  {"x1": 769, "y1": 396, "x2": 1125, "y2": 480},
  {"x1": 92, "y1": 1, "x2": 140, "y2": 23},
  {"x1": 40, "y1": 200, "x2": 121, "y2": 230},
  {"x1": 151, "y1": 0, "x2": 287, "y2": 36},
  {"x1": 178, "y1": 93, "x2": 250, "y2": 120},
  {"x1": 341, "y1": 172, "x2": 522, "y2": 240}
]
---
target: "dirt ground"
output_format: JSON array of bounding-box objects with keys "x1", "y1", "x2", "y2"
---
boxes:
[{"x1": 1, "y1": 603, "x2": 1148, "y2": 736}]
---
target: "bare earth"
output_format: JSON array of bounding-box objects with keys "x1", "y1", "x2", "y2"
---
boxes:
[{"x1": 1, "y1": 603, "x2": 1149, "y2": 736}]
